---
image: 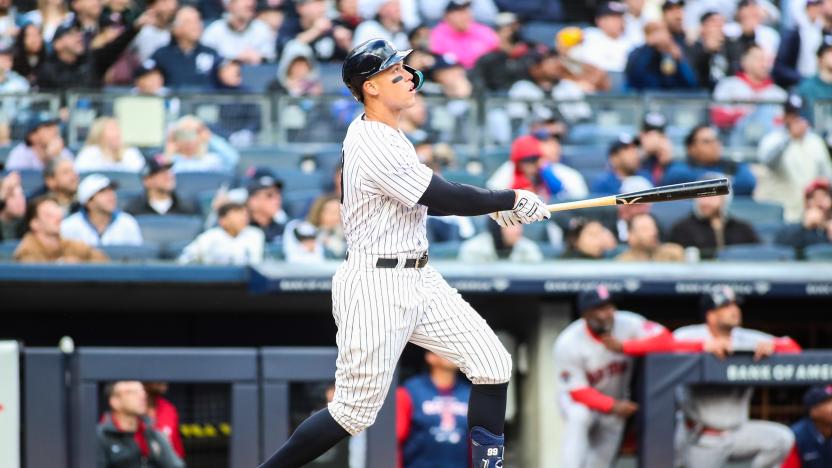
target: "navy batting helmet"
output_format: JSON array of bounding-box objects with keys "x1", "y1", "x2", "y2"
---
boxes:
[{"x1": 342, "y1": 39, "x2": 424, "y2": 102}]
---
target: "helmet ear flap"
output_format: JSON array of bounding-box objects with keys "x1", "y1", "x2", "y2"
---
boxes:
[{"x1": 404, "y1": 65, "x2": 423, "y2": 91}]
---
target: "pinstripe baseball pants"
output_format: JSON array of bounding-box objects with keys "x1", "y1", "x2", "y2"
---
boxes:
[{"x1": 327, "y1": 254, "x2": 513, "y2": 435}]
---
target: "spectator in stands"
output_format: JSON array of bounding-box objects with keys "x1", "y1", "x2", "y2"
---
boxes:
[
  {"x1": 663, "y1": 0, "x2": 688, "y2": 50},
  {"x1": 165, "y1": 115, "x2": 225, "y2": 172},
  {"x1": 552, "y1": 26, "x2": 611, "y2": 93},
  {"x1": 37, "y1": 12, "x2": 152, "y2": 90},
  {"x1": 6, "y1": 116, "x2": 74, "y2": 171},
  {"x1": 782, "y1": 385, "x2": 832, "y2": 468},
  {"x1": 797, "y1": 37, "x2": 832, "y2": 110},
  {"x1": 571, "y1": 1, "x2": 636, "y2": 73},
  {"x1": 97, "y1": 381, "x2": 184, "y2": 468},
  {"x1": 283, "y1": 219, "x2": 325, "y2": 263},
  {"x1": 278, "y1": 0, "x2": 350, "y2": 62},
  {"x1": 772, "y1": 0, "x2": 828, "y2": 89},
  {"x1": 397, "y1": 350, "x2": 471, "y2": 468},
  {"x1": 775, "y1": 178, "x2": 832, "y2": 253},
  {"x1": 179, "y1": 201, "x2": 264, "y2": 265},
  {"x1": 23, "y1": 0, "x2": 73, "y2": 43},
  {"x1": 132, "y1": 58, "x2": 168, "y2": 95},
  {"x1": 674, "y1": 287, "x2": 799, "y2": 468},
  {"x1": 712, "y1": 44, "x2": 787, "y2": 141},
  {"x1": 0, "y1": 171, "x2": 24, "y2": 241},
  {"x1": 125, "y1": 155, "x2": 198, "y2": 216},
  {"x1": 151, "y1": 6, "x2": 222, "y2": 90},
  {"x1": 624, "y1": 20, "x2": 698, "y2": 90},
  {"x1": 756, "y1": 96, "x2": 832, "y2": 222},
  {"x1": 0, "y1": 39, "x2": 29, "y2": 93},
  {"x1": 669, "y1": 185, "x2": 759, "y2": 259},
  {"x1": 307, "y1": 194, "x2": 345, "y2": 258},
  {"x1": 562, "y1": 218, "x2": 618, "y2": 259},
  {"x1": 639, "y1": 112, "x2": 674, "y2": 185},
  {"x1": 274, "y1": 40, "x2": 323, "y2": 96},
  {"x1": 351, "y1": 0, "x2": 409, "y2": 50},
  {"x1": 724, "y1": 0, "x2": 781, "y2": 68},
  {"x1": 470, "y1": 12, "x2": 530, "y2": 93},
  {"x1": 428, "y1": 0, "x2": 498, "y2": 70},
  {"x1": 592, "y1": 134, "x2": 653, "y2": 195},
  {"x1": 616, "y1": 212, "x2": 684, "y2": 261},
  {"x1": 143, "y1": 382, "x2": 185, "y2": 459},
  {"x1": 29, "y1": 156, "x2": 80, "y2": 216},
  {"x1": 61, "y1": 174, "x2": 143, "y2": 246},
  {"x1": 662, "y1": 125, "x2": 757, "y2": 195},
  {"x1": 14, "y1": 195, "x2": 108, "y2": 262},
  {"x1": 688, "y1": 11, "x2": 730, "y2": 90},
  {"x1": 459, "y1": 219, "x2": 543, "y2": 262},
  {"x1": 202, "y1": 0, "x2": 275, "y2": 64},
  {"x1": 74, "y1": 117, "x2": 145, "y2": 173},
  {"x1": 12, "y1": 23, "x2": 46, "y2": 86},
  {"x1": 131, "y1": 0, "x2": 178, "y2": 63},
  {"x1": 246, "y1": 167, "x2": 287, "y2": 243}
]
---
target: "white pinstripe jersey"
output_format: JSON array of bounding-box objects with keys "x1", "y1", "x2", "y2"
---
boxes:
[{"x1": 340, "y1": 115, "x2": 434, "y2": 256}]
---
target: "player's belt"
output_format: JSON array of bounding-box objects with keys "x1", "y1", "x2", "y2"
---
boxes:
[{"x1": 375, "y1": 253, "x2": 429, "y2": 268}]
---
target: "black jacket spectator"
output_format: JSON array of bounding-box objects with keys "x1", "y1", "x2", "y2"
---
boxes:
[
  {"x1": 669, "y1": 213, "x2": 759, "y2": 259},
  {"x1": 124, "y1": 192, "x2": 198, "y2": 216},
  {"x1": 37, "y1": 20, "x2": 141, "y2": 90}
]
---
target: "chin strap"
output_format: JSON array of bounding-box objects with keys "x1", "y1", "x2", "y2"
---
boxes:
[{"x1": 470, "y1": 426, "x2": 504, "y2": 468}]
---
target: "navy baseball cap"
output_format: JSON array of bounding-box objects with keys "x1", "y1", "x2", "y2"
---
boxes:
[
  {"x1": 246, "y1": 167, "x2": 284, "y2": 195},
  {"x1": 577, "y1": 285, "x2": 614, "y2": 314},
  {"x1": 597, "y1": 1, "x2": 627, "y2": 18},
  {"x1": 700, "y1": 285, "x2": 743, "y2": 314},
  {"x1": 804, "y1": 385, "x2": 832, "y2": 410},
  {"x1": 141, "y1": 154, "x2": 174, "y2": 178},
  {"x1": 608, "y1": 134, "x2": 639, "y2": 157}
]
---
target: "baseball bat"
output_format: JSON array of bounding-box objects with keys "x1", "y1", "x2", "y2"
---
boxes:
[{"x1": 545, "y1": 178, "x2": 731, "y2": 213}]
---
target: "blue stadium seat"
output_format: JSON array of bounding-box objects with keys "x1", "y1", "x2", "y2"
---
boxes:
[
  {"x1": 135, "y1": 215, "x2": 203, "y2": 255},
  {"x1": 240, "y1": 64, "x2": 278, "y2": 92},
  {"x1": 728, "y1": 198, "x2": 784, "y2": 224},
  {"x1": 0, "y1": 240, "x2": 20, "y2": 260},
  {"x1": 805, "y1": 244, "x2": 832, "y2": 262},
  {"x1": 429, "y1": 241, "x2": 462, "y2": 259},
  {"x1": 176, "y1": 172, "x2": 234, "y2": 198},
  {"x1": 717, "y1": 244, "x2": 796, "y2": 262},
  {"x1": 100, "y1": 244, "x2": 161, "y2": 262},
  {"x1": 79, "y1": 171, "x2": 142, "y2": 193}
]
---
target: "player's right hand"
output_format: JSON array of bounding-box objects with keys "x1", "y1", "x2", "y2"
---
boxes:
[
  {"x1": 611, "y1": 400, "x2": 639, "y2": 418},
  {"x1": 512, "y1": 190, "x2": 550, "y2": 224}
]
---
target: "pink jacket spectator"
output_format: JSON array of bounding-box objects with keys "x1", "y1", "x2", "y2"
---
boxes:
[{"x1": 429, "y1": 21, "x2": 499, "y2": 69}]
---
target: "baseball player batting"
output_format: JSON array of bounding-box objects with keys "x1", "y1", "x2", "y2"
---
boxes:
[{"x1": 258, "y1": 39, "x2": 550, "y2": 468}]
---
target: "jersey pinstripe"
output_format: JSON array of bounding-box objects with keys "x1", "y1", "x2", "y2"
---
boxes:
[
  {"x1": 340, "y1": 115, "x2": 434, "y2": 256},
  {"x1": 327, "y1": 114, "x2": 512, "y2": 436}
]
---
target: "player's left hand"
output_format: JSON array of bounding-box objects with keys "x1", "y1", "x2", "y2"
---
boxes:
[
  {"x1": 601, "y1": 335, "x2": 623, "y2": 353},
  {"x1": 512, "y1": 190, "x2": 550, "y2": 224},
  {"x1": 754, "y1": 341, "x2": 775, "y2": 361},
  {"x1": 489, "y1": 210, "x2": 521, "y2": 227}
]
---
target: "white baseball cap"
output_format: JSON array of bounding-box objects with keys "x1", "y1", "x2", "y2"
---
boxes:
[{"x1": 77, "y1": 174, "x2": 117, "y2": 205}]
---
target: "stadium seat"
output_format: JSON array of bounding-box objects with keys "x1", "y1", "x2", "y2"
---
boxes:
[
  {"x1": 175, "y1": 172, "x2": 234, "y2": 198},
  {"x1": 240, "y1": 63, "x2": 278, "y2": 92},
  {"x1": 717, "y1": 244, "x2": 796, "y2": 262},
  {"x1": 100, "y1": 244, "x2": 161, "y2": 262},
  {"x1": 805, "y1": 244, "x2": 832, "y2": 262},
  {"x1": 79, "y1": 170, "x2": 142, "y2": 193},
  {"x1": 135, "y1": 215, "x2": 203, "y2": 256},
  {"x1": 0, "y1": 240, "x2": 20, "y2": 260},
  {"x1": 428, "y1": 241, "x2": 462, "y2": 259},
  {"x1": 729, "y1": 198, "x2": 784, "y2": 224}
]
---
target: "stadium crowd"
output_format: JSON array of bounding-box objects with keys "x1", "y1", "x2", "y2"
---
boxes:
[{"x1": 0, "y1": 0, "x2": 830, "y2": 265}]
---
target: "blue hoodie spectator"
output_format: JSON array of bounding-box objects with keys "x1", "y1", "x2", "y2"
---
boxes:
[{"x1": 662, "y1": 125, "x2": 756, "y2": 195}]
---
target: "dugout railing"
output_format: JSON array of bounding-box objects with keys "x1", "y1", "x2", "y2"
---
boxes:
[
  {"x1": 21, "y1": 346, "x2": 397, "y2": 468},
  {"x1": 639, "y1": 351, "x2": 832, "y2": 468}
]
